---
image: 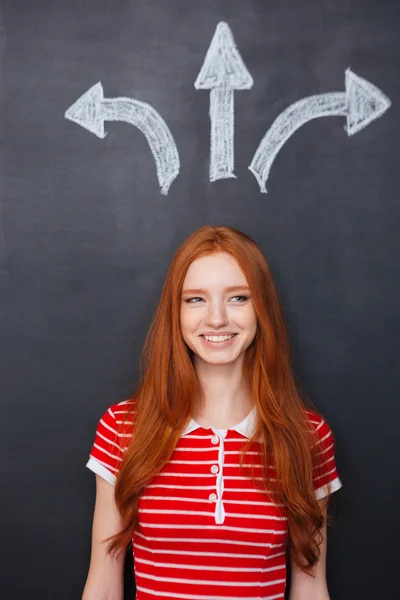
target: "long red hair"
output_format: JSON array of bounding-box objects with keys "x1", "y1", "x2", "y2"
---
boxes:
[{"x1": 107, "y1": 225, "x2": 336, "y2": 574}]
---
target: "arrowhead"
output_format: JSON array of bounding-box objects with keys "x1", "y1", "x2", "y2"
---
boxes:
[
  {"x1": 345, "y1": 69, "x2": 391, "y2": 136},
  {"x1": 194, "y1": 22, "x2": 253, "y2": 90},
  {"x1": 65, "y1": 82, "x2": 106, "y2": 138}
]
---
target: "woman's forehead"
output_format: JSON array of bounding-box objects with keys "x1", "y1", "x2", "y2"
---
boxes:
[{"x1": 183, "y1": 252, "x2": 248, "y2": 287}]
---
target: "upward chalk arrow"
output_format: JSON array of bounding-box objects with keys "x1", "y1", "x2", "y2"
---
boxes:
[
  {"x1": 249, "y1": 69, "x2": 391, "y2": 193},
  {"x1": 195, "y1": 22, "x2": 253, "y2": 182},
  {"x1": 65, "y1": 83, "x2": 180, "y2": 195}
]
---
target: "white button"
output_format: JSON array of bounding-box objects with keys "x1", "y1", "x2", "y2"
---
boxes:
[
  {"x1": 211, "y1": 464, "x2": 219, "y2": 474},
  {"x1": 209, "y1": 493, "x2": 217, "y2": 502},
  {"x1": 211, "y1": 435, "x2": 219, "y2": 445}
]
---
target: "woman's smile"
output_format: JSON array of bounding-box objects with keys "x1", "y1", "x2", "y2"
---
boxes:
[{"x1": 200, "y1": 333, "x2": 238, "y2": 347}]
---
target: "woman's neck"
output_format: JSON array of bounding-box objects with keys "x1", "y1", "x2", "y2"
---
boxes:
[{"x1": 192, "y1": 357, "x2": 254, "y2": 429}]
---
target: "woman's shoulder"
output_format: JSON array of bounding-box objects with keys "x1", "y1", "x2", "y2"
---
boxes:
[
  {"x1": 98, "y1": 397, "x2": 137, "y2": 438},
  {"x1": 303, "y1": 407, "x2": 336, "y2": 445},
  {"x1": 303, "y1": 407, "x2": 324, "y2": 427},
  {"x1": 107, "y1": 398, "x2": 136, "y2": 419}
]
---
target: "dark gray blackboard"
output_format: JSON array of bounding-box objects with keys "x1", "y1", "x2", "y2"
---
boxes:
[{"x1": 2, "y1": 1, "x2": 399, "y2": 598}]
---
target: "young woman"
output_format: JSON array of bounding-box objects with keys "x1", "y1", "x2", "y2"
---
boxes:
[{"x1": 82, "y1": 225, "x2": 342, "y2": 600}]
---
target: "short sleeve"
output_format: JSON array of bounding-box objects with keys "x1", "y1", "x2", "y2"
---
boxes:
[
  {"x1": 86, "y1": 400, "x2": 134, "y2": 485},
  {"x1": 306, "y1": 410, "x2": 343, "y2": 500}
]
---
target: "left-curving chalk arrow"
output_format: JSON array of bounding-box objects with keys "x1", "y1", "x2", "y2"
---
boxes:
[
  {"x1": 195, "y1": 22, "x2": 253, "y2": 182},
  {"x1": 249, "y1": 69, "x2": 391, "y2": 193},
  {"x1": 65, "y1": 82, "x2": 180, "y2": 195}
]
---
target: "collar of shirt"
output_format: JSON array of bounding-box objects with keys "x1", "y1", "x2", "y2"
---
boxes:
[{"x1": 181, "y1": 406, "x2": 257, "y2": 439}]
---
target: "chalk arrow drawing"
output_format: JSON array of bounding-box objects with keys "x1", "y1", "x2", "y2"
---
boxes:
[
  {"x1": 195, "y1": 21, "x2": 253, "y2": 182},
  {"x1": 249, "y1": 69, "x2": 391, "y2": 193},
  {"x1": 65, "y1": 82, "x2": 180, "y2": 195}
]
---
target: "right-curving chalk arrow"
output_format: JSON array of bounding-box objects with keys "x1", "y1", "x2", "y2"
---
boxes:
[
  {"x1": 65, "y1": 82, "x2": 180, "y2": 195},
  {"x1": 249, "y1": 69, "x2": 391, "y2": 193}
]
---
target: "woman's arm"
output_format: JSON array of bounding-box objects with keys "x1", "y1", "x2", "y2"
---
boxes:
[
  {"x1": 288, "y1": 498, "x2": 331, "y2": 600},
  {"x1": 82, "y1": 475, "x2": 125, "y2": 600}
]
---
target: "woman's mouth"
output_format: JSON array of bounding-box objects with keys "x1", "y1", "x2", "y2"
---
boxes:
[{"x1": 200, "y1": 333, "x2": 237, "y2": 347}]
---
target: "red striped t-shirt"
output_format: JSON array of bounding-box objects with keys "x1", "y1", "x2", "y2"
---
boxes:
[{"x1": 87, "y1": 400, "x2": 342, "y2": 600}]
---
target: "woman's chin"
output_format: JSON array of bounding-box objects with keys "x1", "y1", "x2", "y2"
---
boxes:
[{"x1": 195, "y1": 352, "x2": 242, "y2": 366}]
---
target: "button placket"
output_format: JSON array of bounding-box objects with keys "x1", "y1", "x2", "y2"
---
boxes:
[{"x1": 210, "y1": 429, "x2": 226, "y2": 524}]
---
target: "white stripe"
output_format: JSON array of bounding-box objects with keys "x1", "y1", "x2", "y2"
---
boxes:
[
  {"x1": 99, "y1": 419, "x2": 132, "y2": 438},
  {"x1": 139, "y1": 508, "x2": 287, "y2": 521},
  {"x1": 135, "y1": 556, "x2": 285, "y2": 573},
  {"x1": 135, "y1": 531, "x2": 283, "y2": 548},
  {"x1": 99, "y1": 418, "x2": 117, "y2": 436},
  {"x1": 173, "y1": 448, "x2": 260, "y2": 455},
  {"x1": 316, "y1": 431, "x2": 331, "y2": 445},
  {"x1": 134, "y1": 542, "x2": 285, "y2": 561},
  {"x1": 315, "y1": 419, "x2": 324, "y2": 431},
  {"x1": 224, "y1": 476, "x2": 274, "y2": 481},
  {"x1": 169, "y1": 460, "x2": 264, "y2": 467},
  {"x1": 169, "y1": 460, "x2": 221, "y2": 465},
  {"x1": 157, "y1": 473, "x2": 217, "y2": 478},
  {"x1": 146, "y1": 484, "x2": 273, "y2": 493},
  {"x1": 225, "y1": 450, "x2": 259, "y2": 455},
  {"x1": 173, "y1": 447, "x2": 220, "y2": 453},
  {"x1": 136, "y1": 570, "x2": 286, "y2": 587},
  {"x1": 317, "y1": 441, "x2": 334, "y2": 454},
  {"x1": 221, "y1": 487, "x2": 273, "y2": 493},
  {"x1": 140, "y1": 523, "x2": 287, "y2": 534},
  {"x1": 313, "y1": 466, "x2": 337, "y2": 482},
  {"x1": 96, "y1": 429, "x2": 125, "y2": 452},
  {"x1": 225, "y1": 463, "x2": 264, "y2": 468},
  {"x1": 184, "y1": 435, "x2": 217, "y2": 440},
  {"x1": 93, "y1": 442, "x2": 122, "y2": 462},
  {"x1": 157, "y1": 473, "x2": 270, "y2": 481},
  {"x1": 317, "y1": 454, "x2": 334, "y2": 468},
  {"x1": 113, "y1": 406, "x2": 134, "y2": 414},
  {"x1": 147, "y1": 484, "x2": 221, "y2": 490},
  {"x1": 140, "y1": 495, "x2": 280, "y2": 506},
  {"x1": 136, "y1": 585, "x2": 284, "y2": 600}
]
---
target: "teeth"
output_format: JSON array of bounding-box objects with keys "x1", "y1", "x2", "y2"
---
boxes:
[{"x1": 203, "y1": 334, "x2": 235, "y2": 342}]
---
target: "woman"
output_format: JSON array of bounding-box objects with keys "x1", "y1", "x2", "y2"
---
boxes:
[{"x1": 82, "y1": 225, "x2": 342, "y2": 600}]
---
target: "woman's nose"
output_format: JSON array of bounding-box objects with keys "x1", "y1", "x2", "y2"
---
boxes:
[{"x1": 204, "y1": 301, "x2": 229, "y2": 326}]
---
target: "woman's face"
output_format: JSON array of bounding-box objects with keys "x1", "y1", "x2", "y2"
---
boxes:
[{"x1": 180, "y1": 252, "x2": 258, "y2": 366}]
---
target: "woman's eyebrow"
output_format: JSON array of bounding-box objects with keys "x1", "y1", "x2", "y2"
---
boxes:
[{"x1": 182, "y1": 285, "x2": 250, "y2": 294}]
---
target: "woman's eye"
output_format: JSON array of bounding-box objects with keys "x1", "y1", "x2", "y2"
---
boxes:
[{"x1": 184, "y1": 295, "x2": 248, "y2": 303}]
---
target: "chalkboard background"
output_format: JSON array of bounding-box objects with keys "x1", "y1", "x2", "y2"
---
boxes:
[{"x1": 2, "y1": 0, "x2": 399, "y2": 598}]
